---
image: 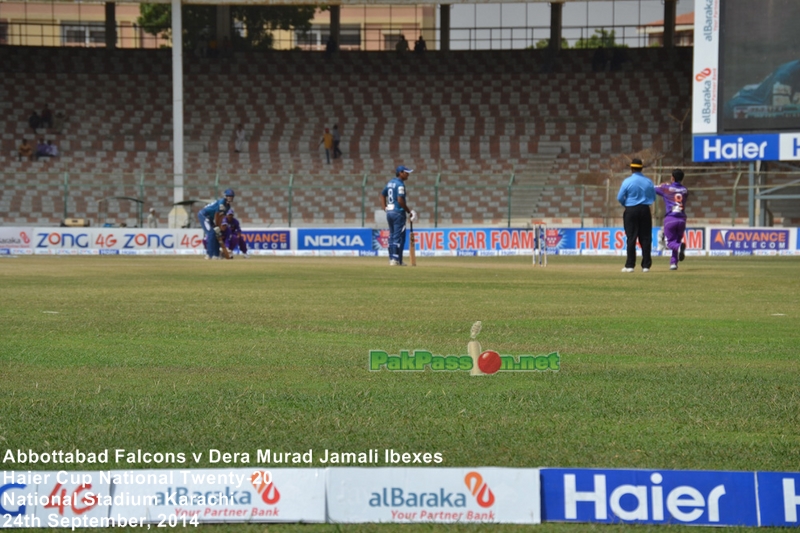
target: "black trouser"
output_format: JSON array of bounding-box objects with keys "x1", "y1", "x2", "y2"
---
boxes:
[{"x1": 623, "y1": 204, "x2": 652, "y2": 269}]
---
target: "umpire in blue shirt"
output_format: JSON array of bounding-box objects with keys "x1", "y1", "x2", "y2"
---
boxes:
[{"x1": 617, "y1": 158, "x2": 655, "y2": 273}]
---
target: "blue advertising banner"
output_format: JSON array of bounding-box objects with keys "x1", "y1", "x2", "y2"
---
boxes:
[
  {"x1": 709, "y1": 228, "x2": 790, "y2": 254},
  {"x1": 693, "y1": 134, "x2": 780, "y2": 162},
  {"x1": 241, "y1": 230, "x2": 291, "y2": 251},
  {"x1": 543, "y1": 228, "x2": 704, "y2": 255},
  {"x1": 757, "y1": 472, "x2": 800, "y2": 527},
  {"x1": 541, "y1": 468, "x2": 758, "y2": 527},
  {"x1": 298, "y1": 229, "x2": 372, "y2": 251},
  {"x1": 373, "y1": 229, "x2": 535, "y2": 252},
  {"x1": 367, "y1": 228, "x2": 708, "y2": 254}
]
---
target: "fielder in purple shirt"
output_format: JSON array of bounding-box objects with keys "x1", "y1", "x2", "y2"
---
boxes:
[
  {"x1": 656, "y1": 169, "x2": 688, "y2": 271},
  {"x1": 225, "y1": 209, "x2": 249, "y2": 258}
]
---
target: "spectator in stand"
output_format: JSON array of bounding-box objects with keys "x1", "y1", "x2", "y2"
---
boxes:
[
  {"x1": 234, "y1": 124, "x2": 246, "y2": 153},
  {"x1": 221, "y1": 36, "x2": 232, "y2": 57},
  {"x1": 35, "y1": 138, "x2": 49, "y2": 160},
  {"x1": 325, "y1": 36, "x2": 338, "y2": 58},
  {"x1": 610, "y1": 48, "x2": 627, "y2": 72},
  {"x1": 147, "y1": 208, "x2": 158, "y2": 228},
  {"x1": 318, "y1": 127, "x2": 334, "y2": 164},
  {"x1": 333, "y1": 124, "x2": 342, "y2": 159},
  {"x1": 41, "y1": 105, "x2": 53, "y2": 129},
  {"x1": 592, "y1": 47, "x2": 609, "y2": 72},
  {"x1": 28, "y1": 111, "x2": 41, "y2": 135},
  {"x1": 18, "y1": 139, "x2": 33, "y2": 162},
  {"x1": 52, "y1": 111, "x2": 66, "y2": 134},
  {"x1": 46, "y1": 140, "x2": 59, "y2": 157},
  {"x1": 395, "y1": 34, "x2": 409, "y2": 52},
  {"x1": 414, "y1": 36, "x2": 427, "y2": 53}
]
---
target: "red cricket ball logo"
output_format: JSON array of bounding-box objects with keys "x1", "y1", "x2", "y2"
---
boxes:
[
  {"x1": 464, "y1": 471, "x2": 495, "y2": 508},
  {"x1": 477, "y1": 350, "x2": 502, "y2": 374},
  {"x1": 250, "y1": 470, "x2": 280, "y2": 505}
]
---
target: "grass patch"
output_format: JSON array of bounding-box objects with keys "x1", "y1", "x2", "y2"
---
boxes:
[{"x1": 1, "y1": 255, "x2": 799, "y2": 531}]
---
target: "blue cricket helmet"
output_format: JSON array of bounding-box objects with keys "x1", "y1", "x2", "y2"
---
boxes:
[{"x1": 224, "y1": 188, "x2": 235, "y2": 197}]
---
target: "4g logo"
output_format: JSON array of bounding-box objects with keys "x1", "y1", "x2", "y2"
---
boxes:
[{"x1": 43, "y1": 482, "x2": 98, "y2": 516}]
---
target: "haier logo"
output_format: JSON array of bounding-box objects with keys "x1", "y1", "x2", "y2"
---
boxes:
[
  {"x1": 541, "y1": 468, "x2": 758, "y2": 526},
  {"x1": 697, "y1": 136, "x2": 775, "y2": 161},
  {"x1": 756, "y1": 472, "x2": 800, "y2": 526},
  {"x1": 564, "y1": 473, "x2": 724, "y2": 522},
  {"x1": 779, "y1": 134, "x2": 800, "y2": 160},
  {"x1": 691, "y1": 134, "x2": 800, "y2": 162}
]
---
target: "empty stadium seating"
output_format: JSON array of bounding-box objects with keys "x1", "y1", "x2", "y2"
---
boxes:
[{"x1": 6, "y1": 45, "x2": 765, "y2": 228}]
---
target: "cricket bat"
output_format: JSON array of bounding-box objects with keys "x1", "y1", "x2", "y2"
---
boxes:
[{"x1": 409, "y1": 221, "x2": 417, "y2": 267}]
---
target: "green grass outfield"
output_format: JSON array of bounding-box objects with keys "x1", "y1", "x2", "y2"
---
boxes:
[{"x1": 2, "y1": 255, "x2": 799, "y2": 532}]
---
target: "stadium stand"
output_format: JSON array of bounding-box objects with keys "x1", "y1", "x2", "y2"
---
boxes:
[{"x1": 4, "y1": 45, "x2": 785, "y2": 227}]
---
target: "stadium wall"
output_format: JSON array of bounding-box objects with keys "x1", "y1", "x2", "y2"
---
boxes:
[{"x1": 1, "y1": 226, "x2": 797, "y2": 256}]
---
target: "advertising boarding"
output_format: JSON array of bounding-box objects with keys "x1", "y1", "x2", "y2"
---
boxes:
[
  {"x1": 110, "y1": 468, "x2": 326, "y2": 524},
  {"x1": 240, "y1": 230, "x2": 292, "y2": 251},
  {"x1": 708, "y1": 228, "x2": 790, "y2": 254},
  {"x1": 4, "y1": 226, "x2": 800, "y2": 256},
  {"x1": 373, "y1": 228, "x2": 535, "y2": 256},
  {"x1": 541, "y1": 468, "x2": 758, "y2": 527},
  {"x1": 298, "y1": 229, "x2": 372, "y2": 252},
  {"x1": 691, "y1": 0, "x2": 720, "y2": 135},
  {"x1": 0, "y1": 227, "x2": 33, "y2": 254},
  {"x1": 756, "y1": 471, "x2": 800, "y2": 527},
  {"x1": 29, "y1": 229, "x2": 205, "y2": 254},
  {"x1": 326, "y1": 467, "x2": 540, "y2": 524},
  {"x1": 0, "y1": 470, "x2": 113, "y2": 528},
  {"x1": 542, "y1": 227, "x2": 705, "y2": 255}
]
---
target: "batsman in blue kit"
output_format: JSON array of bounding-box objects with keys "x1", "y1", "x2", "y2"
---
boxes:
[
  {"x1": 380, "y1": 165, "x2": 416, "y2": 266},
  {"x1": 198, "y1": 188, "x2": 234, "y2": 259}
]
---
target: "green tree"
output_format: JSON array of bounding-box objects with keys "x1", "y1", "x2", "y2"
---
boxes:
[
  {"x1": 137, "y1": 4, "x2": 320, "y2": 51},
  {"x1": 574, "y1": 29, "x2": 627, "y2": 49},
  {"x1": 533, "y1": 38, "x2": 568, "y2": 50}
]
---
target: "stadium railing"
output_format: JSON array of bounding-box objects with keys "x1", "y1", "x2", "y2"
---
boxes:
[
  {"x1": 5, "y1": 169, "x2": 798, "y2": 228},
  {"x1": 2, "y1": 21, "x2": 672, "y2": 51}
]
